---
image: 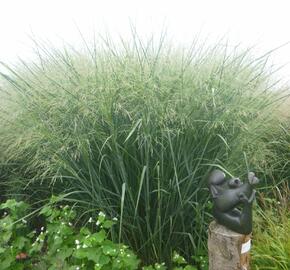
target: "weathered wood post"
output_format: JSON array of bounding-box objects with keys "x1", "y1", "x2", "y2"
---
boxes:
[
  {"x1": 207, "y1": 170, "x2": 259, "y2": 270},
  {"x1": 208, "y1": 221, "x2": 251, "y2": 270}
]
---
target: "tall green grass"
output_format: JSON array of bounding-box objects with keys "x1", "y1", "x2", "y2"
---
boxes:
[
  {"x1": 0, "y1": 34, "x2": 287, "y2": 265},
  {"x1": 252, "y1": 186, "x2": 290, "y2": 270}
]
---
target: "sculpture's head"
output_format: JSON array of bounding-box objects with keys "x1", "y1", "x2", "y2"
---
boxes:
[{"x1": 208, "y1": 169, "x2": 260, "y2": 234}]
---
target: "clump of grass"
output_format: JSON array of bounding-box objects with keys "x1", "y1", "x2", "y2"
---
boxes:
[
  {"x1": 0, "y1": 33, "x2": 287, "y2": 266},
  {"x1": 252, "y1": 187, "x2": 290, "y2": 270}
]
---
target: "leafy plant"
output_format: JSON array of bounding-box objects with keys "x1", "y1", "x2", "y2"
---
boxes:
[
  {"x1": 0, "y1": 195, "x2": 205, "y2": 269},
  {"x1": 33, "y1": 196, "x2": 140, "y2": 269},
  {"x1": 0, "y1": 199, "x2": 32, "y2": 269}
]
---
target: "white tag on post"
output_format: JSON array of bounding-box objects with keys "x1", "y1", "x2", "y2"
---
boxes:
[{"x1": 241, "y1": 239, "x2": 251, "y2": 254}]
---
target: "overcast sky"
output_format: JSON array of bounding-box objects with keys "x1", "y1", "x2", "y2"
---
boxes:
[{"x1": 1, "y1": 0, "x2": 290, "y2": 83}]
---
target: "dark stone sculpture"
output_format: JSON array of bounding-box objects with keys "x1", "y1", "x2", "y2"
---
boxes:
[{"x1": 208, "y1": 169, "x2": 259, "y2": 235}]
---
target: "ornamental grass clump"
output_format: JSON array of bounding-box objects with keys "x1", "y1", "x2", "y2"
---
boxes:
[{"x1": 0, "y1": 33, "x2": 286, "y2": 266}]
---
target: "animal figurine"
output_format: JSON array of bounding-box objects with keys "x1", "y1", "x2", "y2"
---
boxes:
[{"x1": 208, "y1": 169, "x2": 259, "y2": 235}]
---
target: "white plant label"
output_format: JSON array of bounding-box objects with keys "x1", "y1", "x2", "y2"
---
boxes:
[{"x1": 241, "y1": 239, "x2": 251, "y2": 254}]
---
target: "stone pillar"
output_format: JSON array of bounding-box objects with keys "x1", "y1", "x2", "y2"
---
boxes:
[{"x1": 208, "y1": 221, "x2": 251, "y2": 270}]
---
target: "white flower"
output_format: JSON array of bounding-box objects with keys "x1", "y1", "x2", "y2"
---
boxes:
[
  {"x1": 96, "y1": 220, "x2": 100, "y2": 226},
  {"x1": 68, "y1": 222, "x2": 72, "y2": 226},
  {"x1": 75, "y1": 239, "x2": 80, "y2": 245},
  {"x1": 76, "y1": 245, "x2": 81, "y2": 249},
  {"x1": 88, "y1": 217, "x2": 93, "y2": 223},
  {"x1": 82, "y1": 244, "x2": 88, "y2": 248},
  {"x1": 98, "y1": 211, "x2": 105, "y2": 217},
  {"x1": 112, "y1": 217, "x2": 118, "y2": 221},
  {"x1": 75, "y1": 267, "x2": 80, "y2": 270},
  {"x1": 40, "y1": 226, "x2": 44, "y2": 231}
]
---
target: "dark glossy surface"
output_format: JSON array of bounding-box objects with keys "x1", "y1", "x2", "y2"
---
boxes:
[{"x1": 208, "y1": 170, "x2": 259, "y2": 235}]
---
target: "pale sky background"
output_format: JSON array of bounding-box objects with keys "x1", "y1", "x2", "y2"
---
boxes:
[{"x1": 1, "y1": 0, "x2": 290, "y2": 83}]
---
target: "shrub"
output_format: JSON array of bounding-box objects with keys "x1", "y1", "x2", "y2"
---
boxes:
[{"x1": 0, "y1": 34, "x2": 286, "y2": 265}]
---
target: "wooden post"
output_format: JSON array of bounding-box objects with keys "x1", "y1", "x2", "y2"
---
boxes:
[{"x1": 208, "y1": 221, "x2": 251, "y2": 270}]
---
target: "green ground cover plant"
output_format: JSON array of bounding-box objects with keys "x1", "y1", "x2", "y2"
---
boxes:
[
  {"x1": 0, "y1": 33, "x2": 289, "y2": 266},
  {"x1": 0, "y1": 195, "x2": 202, "y2": 270}
]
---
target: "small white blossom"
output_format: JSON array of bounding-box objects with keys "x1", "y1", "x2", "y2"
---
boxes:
[
  {"x1": 82, "y1": 244, "x2": 88, "y2": 248},
  {"x1": 76, "y1": 245, "x2": 81, "y2": 249},
  {"x1": 88, "y1": 217, "x2": 93, "y2": 223},
  {"x1": 96, "y1": 220, "x2": 100, "y2": 226},
  {"x1": 75, "y1": 239, "x2": 80, "y2": 245},
  {"x1": 40, "y1": 226, "x2": 44, "y2": 231},
  {"x1": 98, "y1": 211, "x2": 105, "y2": 217},
  {"x1": 112, "y1": 217, "x2": 118, "y2": 221}
]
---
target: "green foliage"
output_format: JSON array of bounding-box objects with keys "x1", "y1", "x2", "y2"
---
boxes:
[
  {"x1": 0, "y1": 196, "x2": 141, "y2": 269},
  {"x1": 0, "y1": 34, "x2": 287, "y2": 266},
  {"x1": 0, "y1": 196, "x2": 206, "y2": 270},
  {"x1": 0, "y1": 199, "x2": 32, "y2": 269},
  {"x1": 252, "y1": 194, "x2": 290, "y2": 270}
]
